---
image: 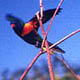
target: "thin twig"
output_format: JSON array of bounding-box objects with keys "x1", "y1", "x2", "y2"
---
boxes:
[
  {"x1": 40, "y1": 0, "x2": 43, "y2": 18},
  {"x1": 37, "y1": 1, "x2": 55, "y2": 79},
  {"x1": 45, "y1": 40, "x2": 55, "y2": 80},
  {"x1": 41, "y1": 28, "x2": 80, "y2": 54},
  {"x1": 49, "y1": 28, "x2": 80, "y2": 50},
  {"x1": 20, "y1": 50, "x2": 42, "y2": 80},
  {"x1": 41, "y1": 0, "x2": 64, "y2": 49},
  {"x1": 46, "y1": 0, "x2": 64, "y2": 35},
  {"x1": 36, "y1": 12, "x2": 55, "y2": 80},
  {"x1": 55, "y1": 55, "x2": 80, "y2": 80}
]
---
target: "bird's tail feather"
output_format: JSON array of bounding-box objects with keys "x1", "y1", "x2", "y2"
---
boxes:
[{"x1": 42, "y1": 41, "x2": 65, "y2": 54}]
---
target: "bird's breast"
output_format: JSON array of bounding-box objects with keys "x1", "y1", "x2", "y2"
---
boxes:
[{"x1": 21, "y1": 22, "x2": 34, "y2": 36}]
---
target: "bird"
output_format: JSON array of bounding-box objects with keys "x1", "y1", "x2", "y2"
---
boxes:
[{"x1": 6, "y1": 8, "x2": 65, "y2": 54}]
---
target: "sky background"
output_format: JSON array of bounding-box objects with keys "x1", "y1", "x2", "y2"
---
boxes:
[{"x1": 0, "y1": 0, "x2": 80, "y2": 78}]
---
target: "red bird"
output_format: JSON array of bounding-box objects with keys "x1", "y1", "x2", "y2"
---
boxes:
[{"x1": 6, "y1": 8, "x2": 65, "y2": 54}]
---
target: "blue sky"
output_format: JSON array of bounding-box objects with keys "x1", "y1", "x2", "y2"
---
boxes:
[{"x1": 0, "y1": 0, "x2": 80, "y2": 78}]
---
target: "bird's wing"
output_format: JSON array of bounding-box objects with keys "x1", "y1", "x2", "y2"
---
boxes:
[{"x1": 29, "y1": 8, "x2": 62, "y2": 30}]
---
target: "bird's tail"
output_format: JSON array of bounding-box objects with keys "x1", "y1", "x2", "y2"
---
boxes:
[{"x1": 42, "y1": 42, "x2": 65, "y2": 54}]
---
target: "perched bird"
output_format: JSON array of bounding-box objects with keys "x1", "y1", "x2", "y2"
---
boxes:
[{"x1": 6, "y1": 8, "x2": 65, "y2": 54}]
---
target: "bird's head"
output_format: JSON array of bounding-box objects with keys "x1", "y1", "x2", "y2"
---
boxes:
[{"x1": 6, "y1": 14, "x2": 24, "y2": 36}]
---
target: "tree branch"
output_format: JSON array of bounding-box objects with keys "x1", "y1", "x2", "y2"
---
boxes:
[
  {"x1": 20, "y1": 50, "x2": 42, "y2": 80},
  {"x1": 55, "y1": 55, "x2": 80, "y2": 80},
  {"x1": 36, "y1": 11, "x2": 55, "y2": 80},
  {"x1": 49, "y1": 28, "x2": 80, "y2": 50},
  {"x1": 35, "y1": 0, "x2": 56, "y2": 79},
  {"x1": 41, "y1": 0, "x2": 64, "y2": 49},
  {"x1": 40, "y1": 0, "x2": 43, "y2": 18}
]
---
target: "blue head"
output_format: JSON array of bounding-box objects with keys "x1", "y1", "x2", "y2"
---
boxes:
[{"x1": 6, "y1": 14, "x2": 24, "y2": 36}]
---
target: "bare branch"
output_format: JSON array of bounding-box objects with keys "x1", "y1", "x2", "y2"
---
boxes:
[
  {"x1": 49, "y1": 28, "x2": 80, "y2": 49},
  {"x1": 20, "y1": 50, "x2": 42, "y2": 80},
  {"x1": 46, "y1": 0, "x2": 64, "y2": 35},
  {"x1": 41, "y1": 0, "x2": 64, "y2": 49},
  {"x1": 36, "y1": 0, "x2": 56, "y2": 79},
  {"x1": 41, "y1": 28, "x2": 80, "y2": 53},
  {"x1": 55, "y1": 55, "x2": 80, "y2": 80},
  {"x1": 40, "y1": 0, "x2": 43, "y2": 18},
  {"x1": 36, "y1": 11, "x2": 55, "y2": 80}
]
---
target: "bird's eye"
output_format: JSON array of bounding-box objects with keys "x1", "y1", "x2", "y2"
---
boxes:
[{"x1": 11, "y1": 24, "x2": 15, "y2": 28}]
